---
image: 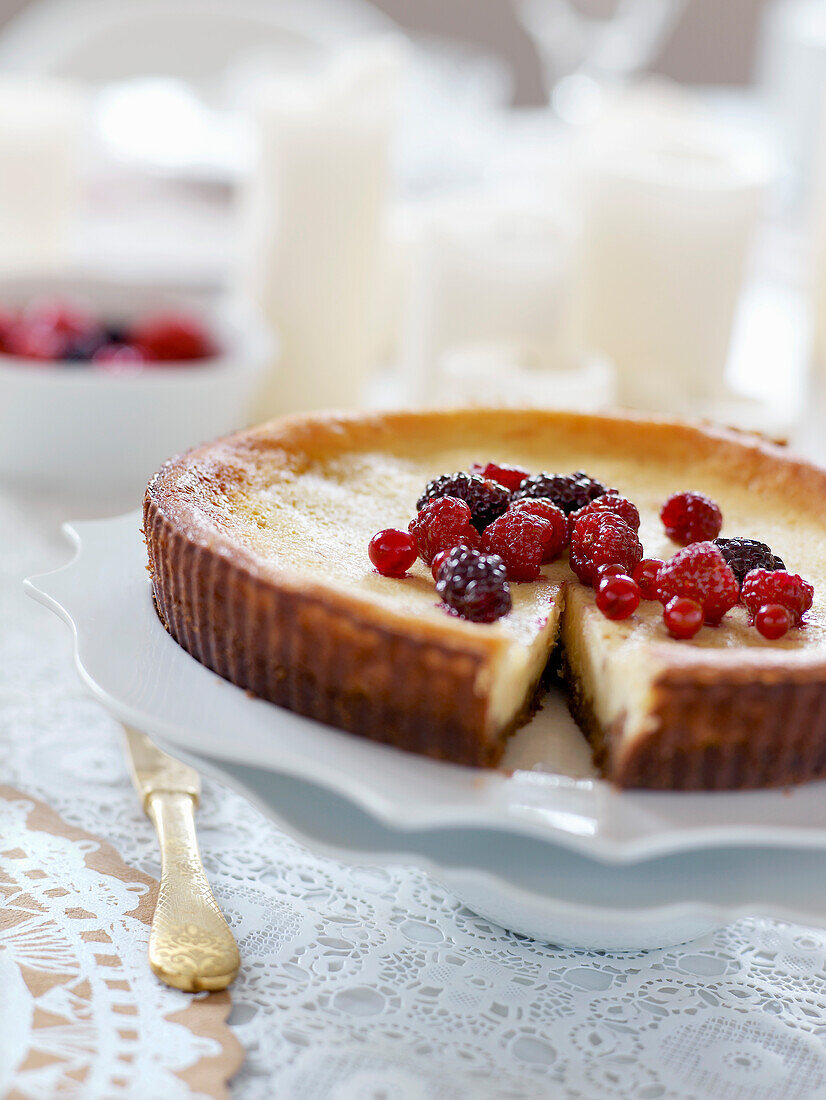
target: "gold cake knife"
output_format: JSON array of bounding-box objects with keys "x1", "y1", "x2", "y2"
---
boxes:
[{"x1": 122, "y1": 725, "x2": 240, "y2": 992}]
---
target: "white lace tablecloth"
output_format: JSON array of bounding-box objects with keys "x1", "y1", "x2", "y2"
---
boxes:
[{"x1": 4, "y1": 489, "x2": 826, "y2": 1100}]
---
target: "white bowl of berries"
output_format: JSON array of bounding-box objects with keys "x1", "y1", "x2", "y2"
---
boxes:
[{"x1": 0, "y1": 274, "x2": 274, "y2": 504}]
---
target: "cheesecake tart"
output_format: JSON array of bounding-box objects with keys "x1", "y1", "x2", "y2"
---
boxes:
[{"x1": 144, "y1": 408, "x2": 826, "y2": 790}]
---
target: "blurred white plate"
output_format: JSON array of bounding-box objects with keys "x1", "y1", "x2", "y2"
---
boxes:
[{"x1": 24, "y1": 512, "x2": 826, "y2": 866}]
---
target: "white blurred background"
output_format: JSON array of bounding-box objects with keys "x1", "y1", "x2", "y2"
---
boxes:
[{"x1": 1, "y1": 0, "x2": 826, "y2": 507}]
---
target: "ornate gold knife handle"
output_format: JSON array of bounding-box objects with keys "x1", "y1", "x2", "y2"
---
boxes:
[
  {"x1": 146, "y1": 791, "x2": 240, "y2": 992},
  {"x1": 122, "y1": 727, "x2": 240, "y2": 992}
]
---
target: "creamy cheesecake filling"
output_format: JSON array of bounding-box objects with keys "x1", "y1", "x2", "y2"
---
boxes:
[
  {"x1": 561, "y1": 585, "x2": 665, "y2": 758},
  {"x1": 484, "y1": 589, "x2": 564, "y2": 736}
]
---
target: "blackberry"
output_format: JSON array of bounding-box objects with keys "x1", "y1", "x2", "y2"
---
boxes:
[
  {"x1": 436, "y1": 545, "x2": 512, "y2": 623},
  {"x1": 513, "y1": 471, "x2": 608, "y2": 515},
  {"x1": 61, "y1": 332, "x2": 106, "y2": 363},
  {"x1": 713, "y1": 537, "x2": 785, "y2": 585},
  {"x1": 417, "y1": 472, "x2": 510, "y2": 532}
]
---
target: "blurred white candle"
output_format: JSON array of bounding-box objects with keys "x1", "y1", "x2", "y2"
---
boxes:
[
  {"x1": 237, "y1": 39, "x2": 400, "y2": 417},
  {"x1": 402, "y1": 195, "x2": 577, "y2": 402},
  {"x1": 579, "y1": 135, "x2": 768, "y2": 410},
  {"x1": 0, "y1": 78, "x2": 85, "y2": 273}
]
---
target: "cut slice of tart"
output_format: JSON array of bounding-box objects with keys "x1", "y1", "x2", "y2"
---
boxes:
[{"x1": 144, "y1": 408, "x2": 826, "y2": 790}]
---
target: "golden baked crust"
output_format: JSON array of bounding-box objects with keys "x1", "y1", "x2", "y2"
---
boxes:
[{"x1": 144, "y1": 408, "x2": 826, "y2": 788}]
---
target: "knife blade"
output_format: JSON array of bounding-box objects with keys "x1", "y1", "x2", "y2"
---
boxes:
[{"x1": 122, "y1": 725, "x2": 240, "y2": 992}]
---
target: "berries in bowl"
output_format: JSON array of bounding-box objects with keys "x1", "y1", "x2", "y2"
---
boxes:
[
  {"x1": 0, "y1": 275, "x2": 273, "y2": 499},
  {"x1": 0, "y1": 298, "x2": 216, "y2": 371}
]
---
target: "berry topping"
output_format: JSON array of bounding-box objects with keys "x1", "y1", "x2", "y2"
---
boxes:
[
  {"x1": 131, "y1": 311, "x2": 214, "y2": 361},
  {"x1": 469, "y1": 462, "x2": 530, "y2": 492},
  {"x1": 509, "y1": 498, "x2": 569, "y2": 560},
  {"x1": 656, "y1": 542, "x2": 739, "y2": 624},
  {"x1": 596, "y1": 574, "x2": 641, "y2": 620},
  {"x1": 633, "y1": 558, "x2": 664, "y2": 601},
  {"x1": 417, "y1": 472, "x2": 511, "y2": 532},
  {"x1": 368, "y1": 528, "x2": 418, "y2": 577},
  {"x1": 712, "y1": 537, "x2": 785, "y2": 584},
  {"x1": 571, "y1": 492, "x2": 641, "y2": 531},
  {"x1": 663, "y1": 596, "x2": 704, "y2": 639},
  {"x1": 436, "y1": 545, "x2": 512, "y2": 623},
  {"x1": 660, "y1": 491, "x2": 723, "y2": 545},
  {"x1": 408, "y1": 497, "x2": 481, "y2": 565},
  {"x1": 741, "y1": 570, "x2": 814, "y2": 626},
  {"x1": 513, "y1": 470, "x2": 608, "y2": 515},
  {"x1": 482, "y1": 510, "x2": 550, "y2": 582},
  {"x1": 754, "y1": 603, "x2": 792, "y2": 640},
  {"x1": 569, "y1": 513, "x2": 643, "y2": 587}
]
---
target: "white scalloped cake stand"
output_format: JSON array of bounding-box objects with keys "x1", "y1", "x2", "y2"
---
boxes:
[{"x1": 24, "y1": 513, "x2": 826, "y2": 949}]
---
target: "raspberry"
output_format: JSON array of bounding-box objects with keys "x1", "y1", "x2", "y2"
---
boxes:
[
  {"x1": 417, "y1": 472, "x2": 511, "y2": 532},
  {"x1": 633, "y1": 558, "x2": 663, "y2": 600},
  {"x1": 754, "y1": 603, "x2": 792, "y2": 640},
  {"x1": 596, "y1": 574, "x2": 640, "y2": 620},
  {"x1": 408, "y1": 497, "x2": 481, "y2": 565},
  {"x1": 509, "y1": 498, "x2": 569, "y2": 560},
  {"x1": 23, "y1": 297, "x2": 97, "y2": 341},
  {"x1": 569, "y1": 513, "x2": 643, "y2": 587},
  {"x1": 469, "y1": 462, "x2": 529, "y2": 492},
  {"x1": 513, "y1": 471, "x2": 608, "y2": 515},
  {"x1": 482, "y1": 510, "x2": 550, "y2": 582},
  {"x1": 656, "y1": 542, "x2": 739, "y2": 624},
  {"x1": 712, "y1": 537, "x2": 785, "y2": 585},
  {"x1": 130, "y1": 312, "x2": 214, "y2": 361},
  {"x1": 368, "y1": 528, "x2": 418, "y2": 577},
  {"x1": 660, "y1": 491, "x2": 723, "y2": 545},
  {"x1": 5, "y1": 320, "x2": 67, "y2": 360},
  {"x1": 741, "y1": 570, "x2": 814, "y2": 626},
  {"x1": 571, "y1": 492, "x2": 641, "y2": 531},
  {"x1": 663, "y1": 596, "x2": 703, "y2": 639},
  {"x1": 436, "y1": 545, "x2": 511, "y2": 623}
]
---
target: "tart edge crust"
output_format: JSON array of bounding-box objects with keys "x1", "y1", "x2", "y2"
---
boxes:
[{"x1": 144, "y1": 407, "x2": 826, "y2": 789}]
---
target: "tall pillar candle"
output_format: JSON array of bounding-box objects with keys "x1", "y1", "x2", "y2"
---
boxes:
[{"x1": 238, "y1": 40, "x2": 400, "y2": 417}]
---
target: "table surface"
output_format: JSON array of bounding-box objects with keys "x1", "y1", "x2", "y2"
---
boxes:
[{"x1": 5, "y1": 482, "x2": 826, "y2": 1100}]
